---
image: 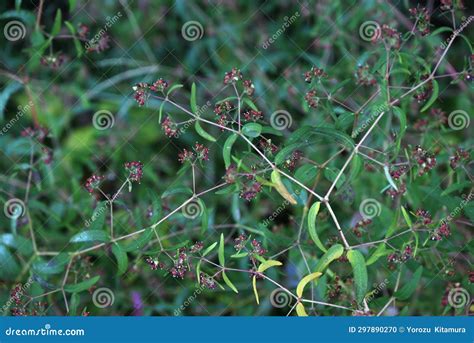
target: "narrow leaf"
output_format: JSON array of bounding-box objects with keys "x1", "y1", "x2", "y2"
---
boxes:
[
  {"x1": 347, "y1": 249, "x2": 368, "y2": 304},
  {"x1": 307, "y1": 202, "x2": 327, "y2": 252},
  {"x1": 296, "y1": 272, "x2": 322, "y2": 298}
]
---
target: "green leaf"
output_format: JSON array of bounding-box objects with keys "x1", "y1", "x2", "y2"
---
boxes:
[
  {"x1": 122, "y1": 228, "x2": 153, "y2": 252},
  {"x1": 0, "y1": 82, "x2": 22, "y2": 120},
  {"x1": 111, "y1": 243, "x2": 128, "y2": 276},
  {"x1": 32, "y1": 254, "x2": 70, "y2": 275},
  {"x1": 199, "y1": 199, "x2": 209, "y2": 235},
  {"x1": 271, "y1": 170, "x2": 297, "y2": 205},
  {"x1": 252, "y1": 275, "x2": 259, "y2": 304},
  {"x1": 218, "y1": 233, "x2": 225, "y2": 266},
  {"x1": 0, "y1": 233, "x2": 33, "y2": 256},
  {"x1": 64, "y1": 275, "x2": 100, "y2": 293},
  {"x1": 401, "y1": 206, "x2": 412, "y2": 227},
  {"x1": 296, "y1": 272, "x2": 322, "y2": 298},
  {"x1": 202, "y1": 242, "x2": 217, "y2": 256},
  {"x1": 70, "y1": 230, "x2": 110, "y2": 243},
  {"x1": 296, "y1": 302, "x2": 308, "y2": 316},
  {"x1": 347, "y1": 249, "x2": 368, "y2": 304},
  {"x1": 242, "y1": 123, "x2": 262, "y2": 138},
  {"x1": 394, "y1": 266, "x2": 423, "y2": 300},
  {"x1": 315, "y1": 244, "x2": 344, "y2": 273},
  {"x1": 190, "y1": 82, "x2": 198, "y2": 113},
  {"x1": 222, "y1": 271, "x2": 238, "y2": 293},
  {"x1": 366, "y1": 243, "x2": 391, "y2": 266},
  {"x1": 51, "y1": 9, "x2": 62, "y2": 36},
  {"x1": 420, "y1": 79, "x2": 439, "y2": 112},
  {"x1": 324, "y1": 167, "x2": 346, "y2": 189},
  {"x1": 223, "y1": 133, "x2": 238, "y2": 168},
  {"x1": 0, "y1": 245, "x2": 20, "y2": 280},
  {"x1": 257, "y1": 259, "x2": 282, "y2": 273},
  {"x1": 195, "y1": 121, "x2": 216, "y2": 142},
  {"x1": 64, "y1": 21, "x2": 83, "y2": 57},
  {"x1": 307, "y1": 202, "x2": 327, "y2": 252},
  {"x1": 166, "y1": 84, "x2": 183, "y2": 96}
]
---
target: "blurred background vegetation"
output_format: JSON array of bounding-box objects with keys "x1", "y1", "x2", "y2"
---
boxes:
[{"x1": 0, "y1": 0, "x2": 472, "y2": 316}]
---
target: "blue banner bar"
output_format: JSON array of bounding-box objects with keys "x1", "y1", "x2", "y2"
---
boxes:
[{"x1": 0, "y1": 317, "x2": 472, "y2": 343}]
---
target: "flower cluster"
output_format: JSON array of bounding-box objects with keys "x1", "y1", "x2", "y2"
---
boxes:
[
  {"x1": 170, "y1": 248, "x2": 188, "y2": 279},
  {"x1": 416, "y1": 209, "x2": 433, "y2": 225},
  {"x1": 303, "y1": 66, "x2": 327, "y2": 83},
  {"x1": 412, "y1": 145, "x2": 436, "y2": 176},
  {"x1": 214, "y1": 101, "x2": 234, "y2": 115},
  {"x1": 161, "y1": 116, "x2": 179, "y2": 137},
  {"x1": 387, "y1": 245, "x2": 412, "y2": 267},
  {"x1": 240, "y1": 181, "x2": 262, "y2": 201},
  {"x1": 178, "y1": 143, "x2": 209, "y2": 164},
  {"x1": 84, "y1": 174, "x2": 104, "y2": 193},
  {"x1": 223, "y1": 67, "x2": 243, "y2": 84},
  {"x1": 355, "y1": 64, "x2": 377, "y2": 86},
  {"x1": 413, "y1": 74, "x2": 433, "y2": 103},
  {"x1": 40, "y1": 53, "x2": 66, "y2": 69},
  {"x1": 352, "y1": 218, "x2": 372, "y2": 238},
  {"x1": 304, "y1": 89, "x2": 319, "y2": 108},
  {"x1": 132, "y1": 78, "x2": 169, "y2": 106},
  {"x1": 259, "y1": 138, "x2": 279, "y2": 156},
  {"x1": 379, "y1": 25, "x2": 401, "y2": 49},
  {"x1": 449, "y1": 148, "x2": 470, "y2": 169},
  {"x1": 199, "y1": 273, "x2": 217, "y2": 289},
  {"x1": 124, "y1": 161, "x2": 143, "y2": 182},
  {"x1": 390, "y1": 165, "x2": 408, "y2": 180},
  {"x1": 385, "y1": 183, "x2": 406, "y2": 199},
  {"x1": 145, "y1": 256, "x2": 161, "y2": 270},
  {"x1": 243, "y1": 109, "x2": 263, "y2": 122},
  {"x1": 234, "y1": 234, "x2": 248, "y2": 251},
  {"x1": 283, "y1": 150, "x2": 303, "y2": 171},
  {"x1": 21, "y1": 126, "x2": 49, "y2": 142},
  {"x1": 190, "y1": 241, "x2": 204, "y2": 253},
  {"x1": 431, "y1": 222, "x2": 451, "y2": 241},
  {"x1": 409, "y1": 7, "x2": 431, "y2": 36}
]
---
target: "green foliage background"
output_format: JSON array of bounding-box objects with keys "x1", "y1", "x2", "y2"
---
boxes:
[{"x1": 0, "y1": 0, "x2": 472, "y2": 316}]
